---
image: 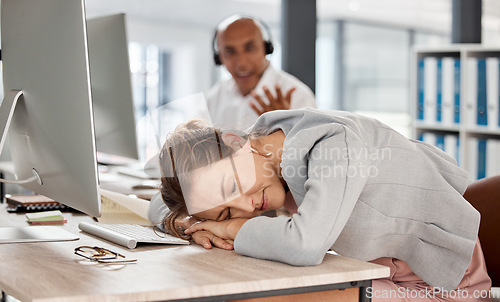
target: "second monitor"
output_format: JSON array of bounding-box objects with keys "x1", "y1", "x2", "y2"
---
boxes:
[{"x1": 87, "y1": 13, "x2": 139, "y2": 161}]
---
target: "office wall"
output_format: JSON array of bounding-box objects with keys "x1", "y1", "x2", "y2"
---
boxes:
[
  {"x1": 125, "y1": 19, "x2": 214, "y2": 100},
  {"x1": 2, "y1": 0, "x2": 500, "y2": 157}
]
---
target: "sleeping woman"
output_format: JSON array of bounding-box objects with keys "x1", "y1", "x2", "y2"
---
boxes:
[{"x1": 150, "y1": 108, "x2": 491, "y2": 301}]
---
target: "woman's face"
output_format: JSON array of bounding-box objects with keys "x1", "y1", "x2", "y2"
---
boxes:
[{"x1": 184, "y1": 148, "x2": 285, "y2": 221}]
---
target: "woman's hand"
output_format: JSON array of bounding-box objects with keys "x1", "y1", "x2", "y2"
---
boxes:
[
  {"x1": 172, "y1": 214, "x2": 235, "y2": 250},
  {"x1": 191, "y1": 230, "x2": 234, "y2": 250},
  {"x1": 185, "y1": 218, "x2": 248, "y2": 242}
]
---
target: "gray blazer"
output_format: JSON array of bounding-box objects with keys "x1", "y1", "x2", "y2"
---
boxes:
[{"x1": 233, "y1": 108, "x2": 479, "y2": 291}]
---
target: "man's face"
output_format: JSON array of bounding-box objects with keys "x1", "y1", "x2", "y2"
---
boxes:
[{"x1": 217, "y1": 19, "x2": 269, "y2": 96}]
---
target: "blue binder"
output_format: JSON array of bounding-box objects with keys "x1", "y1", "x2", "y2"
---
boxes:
[
  {"x1": 454, "y1": 59, "x2": 461, "y2": 124},
  {"x1": 477, "y1": 59, "x2": 488, "y2": 126},
  {"x1": 436, "y1": 134, "x2": 445, "y2": 151},
  {"x1": 477, "y1": 139, "x2": 487, "y2": 179},
  {"x1": 418, "y1": 58, "x2": 425, "y2": 120},
  {"x1": 436, "y1": 59, "x2": 442, "y2": 122}
]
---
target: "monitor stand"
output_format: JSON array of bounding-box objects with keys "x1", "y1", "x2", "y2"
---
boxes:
[
  {"x1": 0, "y1": 90, "x2": 41, "y2": 185},
  {"x1": 0, "y1": 90, "x2": 23, "y2": 155},
  {"x1": 0, "y1": 90, "x2": 78, "y2": 243}
]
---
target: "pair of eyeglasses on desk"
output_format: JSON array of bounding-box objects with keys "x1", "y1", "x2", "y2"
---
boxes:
[{"x1": 74, "y1": 246, "x2": 137, "y2": 264}]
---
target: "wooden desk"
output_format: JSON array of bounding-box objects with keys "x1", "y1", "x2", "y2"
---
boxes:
[{"x1": 0, "y1": 205, "x2": 389, "y2": 302}]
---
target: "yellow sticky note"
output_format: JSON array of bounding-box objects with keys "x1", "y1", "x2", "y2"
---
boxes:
[{"x1": 26, "y1": 210, "x2": 64, "y2": 222}]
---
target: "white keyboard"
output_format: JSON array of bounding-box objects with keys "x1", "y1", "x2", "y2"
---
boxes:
[{"x1": 78, "y1": 222, "x2": 189, "y2": 249}]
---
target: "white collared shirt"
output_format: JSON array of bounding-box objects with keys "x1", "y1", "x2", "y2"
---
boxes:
[{"x1": 206, "y1": 65, "x2": 316, "y2": 130}]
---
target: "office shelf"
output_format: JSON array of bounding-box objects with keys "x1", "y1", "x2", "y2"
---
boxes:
[{"x1": 411, "y1": 44, "x2": 500, "y2": 180}]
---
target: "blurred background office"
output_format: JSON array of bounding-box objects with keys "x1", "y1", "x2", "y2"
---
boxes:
[{"x1": 2, "y1": 0, "x2": 500, "y2": 160}]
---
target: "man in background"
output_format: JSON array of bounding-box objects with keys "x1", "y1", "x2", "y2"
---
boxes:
[{"x1": 207, "y1": 15, "x2": 316, "y2": 130}]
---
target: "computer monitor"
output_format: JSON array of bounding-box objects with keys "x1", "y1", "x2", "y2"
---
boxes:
[
  {"x1": 86, "y1": 14, "x2": 139, "y2": 161},
  {"x1": 0, "y1": 0, "x2": 101, "y2": 222}
]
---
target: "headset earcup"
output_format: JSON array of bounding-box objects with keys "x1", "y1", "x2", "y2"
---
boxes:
[
  {"x1": 213, "y1": 53, "x2": 222, "y2": 66},
  {"x1": 265, "y1": 41, "x2": 274, "y2": 55}
]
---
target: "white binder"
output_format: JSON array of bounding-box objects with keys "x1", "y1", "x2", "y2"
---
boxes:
[
  {"x1": 467, "y1": 137, "x2": 479, "y2": 181},
  {"x1": 466, "y1": 58, "x2": 478, "y2": 126},
  {"x1": 421, "y1": 132, "x2": 437, "y2": 147},
  {"x1": 444, "y1": 134, "x2": 459, "y2": 162},
  {"x1": 486, "y1": 57, "x2": 499, "y2": 129},
  {"x1": 441, "y1": 57, "x2": 455, "y2": 126},
  {"x1": 486, "y1": 139, "x2": 500, "y2": 177}
]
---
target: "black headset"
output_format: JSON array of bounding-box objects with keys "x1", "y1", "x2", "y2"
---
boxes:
[{"x1": 212, "y1": 15, "x2": 274, "y2": 66}]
